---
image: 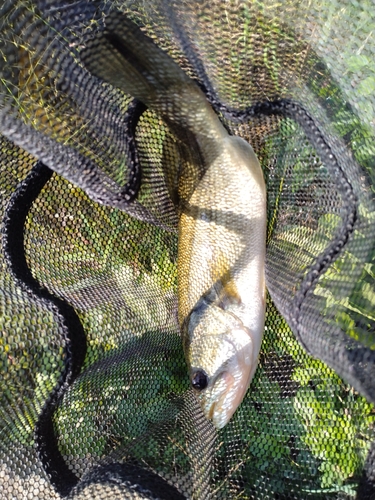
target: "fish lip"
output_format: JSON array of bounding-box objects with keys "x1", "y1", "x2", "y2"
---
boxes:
[
  {"x1": 207, "y1": 400, "x2": 216, "y2": 421},
  {"x1": 197, "y1": 334, "x2": 256, "y2": 429},
  {"x1": 199, "y1": 369, "x2": 236, "y2": 429}
]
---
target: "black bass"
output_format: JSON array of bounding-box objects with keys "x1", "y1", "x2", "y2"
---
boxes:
[{"x1": 81, "y1": 12, "x2": 266, "y2": 429}]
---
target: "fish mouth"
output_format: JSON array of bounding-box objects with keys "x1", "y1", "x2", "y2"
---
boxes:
[
  {"x1": 205, "y1": 371, "x2": 234, "y2": 424},
  {"x1": 197, "y1": 336, "x2": 256, "y2": 429},
  {"x1": 194, "y1": 368, "x2": 242, "y2": 429}
]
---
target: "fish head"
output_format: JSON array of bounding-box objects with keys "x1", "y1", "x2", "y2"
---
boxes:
[{"x1": 183, "y1": 296, "x2": 257, "y2": 429}]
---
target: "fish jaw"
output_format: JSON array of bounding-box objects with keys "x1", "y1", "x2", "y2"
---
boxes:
[
  {"x1": 198, "y1": 327, "x2": 256, "y2": 429},
  {"x1": 185, "y1": 302, "x2": 259, "y2": 429}
]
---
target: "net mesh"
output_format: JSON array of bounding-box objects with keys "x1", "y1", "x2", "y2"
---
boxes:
[{"x1": 1, "y1": 1, "x2": 375, "y2": 499}]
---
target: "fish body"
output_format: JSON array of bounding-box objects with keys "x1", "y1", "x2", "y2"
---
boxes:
[
  {"x1": 178, "y1": 135, "x2": 266, "y2": 428},
  {"x1": 81, "y1": 12, "x2": 266, "y2": 428}
]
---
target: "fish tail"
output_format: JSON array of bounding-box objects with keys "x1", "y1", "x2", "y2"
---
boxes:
[{"x1": 81, "y1": 11, "x2": 203, "y2": 127}]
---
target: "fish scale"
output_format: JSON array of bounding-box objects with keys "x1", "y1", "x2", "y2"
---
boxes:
[{"x1": 179, "y1": 134, "x2": 266, "y2": 428}]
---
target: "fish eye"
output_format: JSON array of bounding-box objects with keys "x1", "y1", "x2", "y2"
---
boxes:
[{"x1": 191, "y1": 370, "x2": 209, "y2": 391}]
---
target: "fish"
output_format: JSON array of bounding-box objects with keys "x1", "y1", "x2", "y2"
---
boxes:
[
  {"x1": 178, "y1": 135, "x2": 266, "y2": 428},
  {"x1": 81, "y1": 11, "x2": 267, "y2": 429}
]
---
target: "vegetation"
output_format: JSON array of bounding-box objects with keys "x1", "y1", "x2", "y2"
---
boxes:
[{"x1": 1, "y1": 0, "x2": 375, "y2": 498}]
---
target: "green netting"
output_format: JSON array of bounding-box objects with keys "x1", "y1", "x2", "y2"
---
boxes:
[{"x1": 1, "y1": 1, "x2": 375, "y2": 499}]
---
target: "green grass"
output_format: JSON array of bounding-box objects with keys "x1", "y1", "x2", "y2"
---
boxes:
[{"x1": 1, "y1": 1, "x2": 375, "y2": 497}]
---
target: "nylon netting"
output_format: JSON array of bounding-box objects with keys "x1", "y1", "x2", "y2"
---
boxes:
[{"x1": 1, "y1": 1, "x2": 375, "y2": 499}]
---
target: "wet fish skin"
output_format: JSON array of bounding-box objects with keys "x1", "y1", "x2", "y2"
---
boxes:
[
  {"x1": 179, "y1": 134, "x2": 266, "y2": 429},
  {"x1": 81, "y1": 12, "x2": 266, "y2": 428}
]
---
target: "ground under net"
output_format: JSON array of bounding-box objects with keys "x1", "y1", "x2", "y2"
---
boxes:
[{"x1": 1, "y1": 1, "x2": 375, "y2": 499}]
